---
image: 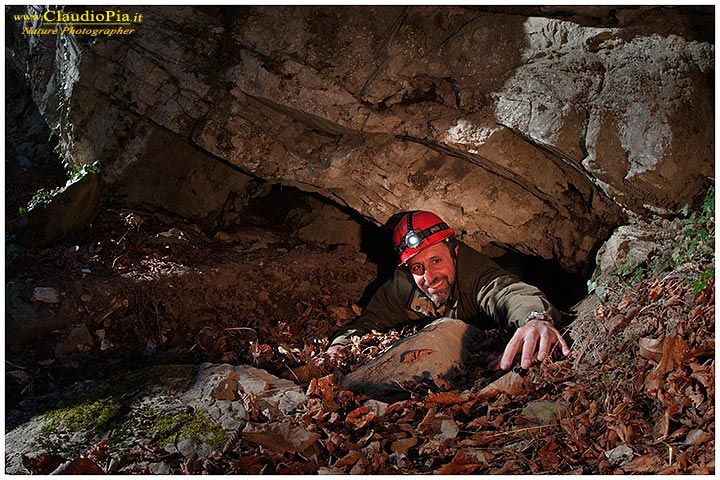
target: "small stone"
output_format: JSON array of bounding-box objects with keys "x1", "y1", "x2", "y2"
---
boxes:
[
  {"x1": 95, "y1": 329, "x2": 106, "y2": 340},
  {"x1": 517, "y1": 400, "x2": 569, "y2": 426},
  {"x1": 605, "y1": 444, "x2": 634, "y2": 467},
  {"x1": 363, "y1": 399, "x2": 389, "y2": 418},
  {"x1": 149, "y1": 462, "x2": 171, "y2": 475},
  {"x1": 32, "y1": 287, "x2": 60, "y2": 304},
  {"x1": 54, "y1": 324, "x2": 94, "y2": 357},
  {"x1": 100, "y1": 339, "x2": 113, "y2": 351}
]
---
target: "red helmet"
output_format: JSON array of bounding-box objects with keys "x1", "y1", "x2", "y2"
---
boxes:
[{"x1": 392, "y1": 211, "x2": 455, "y2": 266}]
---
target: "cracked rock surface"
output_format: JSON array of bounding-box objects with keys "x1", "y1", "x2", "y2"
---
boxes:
[{"x1": 7, "y1": 6, "x2": 713, "y2": 273}]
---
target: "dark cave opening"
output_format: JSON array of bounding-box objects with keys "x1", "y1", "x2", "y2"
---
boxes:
[{"x1": 241, "y1": 183, "x2": 591, "y2": 319}]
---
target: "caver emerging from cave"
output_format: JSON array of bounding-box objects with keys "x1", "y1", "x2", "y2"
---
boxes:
[{"x1": 314, "y1": 210, "x2": 570, "y2": 400}]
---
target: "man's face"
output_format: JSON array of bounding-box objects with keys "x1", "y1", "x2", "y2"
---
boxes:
[{"x1": 407, "y1": 242, "x2": 457, "y2": 306}]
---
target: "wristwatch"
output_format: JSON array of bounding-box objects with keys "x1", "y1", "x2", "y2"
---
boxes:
[{"x1": 526, "y1": 310, "x2": 553, "y2": 323}]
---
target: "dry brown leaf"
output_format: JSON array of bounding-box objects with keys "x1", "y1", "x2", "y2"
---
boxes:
[
  {"x1": 459, "y1": 433, "x2": 496, "y2": 447},
  {"x1": 538, "y1": 439, "x2": 562, "y2": 470},
  {"x1": 242, "y1": 422, "x2": 321, "y2": 453},
  {"x1": 434, "y1": 417, "x2": 459, "y2": 441},
  {"x1": 390, "y1": 437, "x2": 418, "y2": 455},
  {"x1": 426, "y1": 391, "x2": 469, "y2": 405},
  {"x1": 685, "y1": 339, "x2": 715, "y2": 362},
  {"x1": 334, "y1": 450, "x2": 365, "y2": 468},
  {"x1": 684, "y1": 428, "x2": 712, "y2": 446},
  {"x1": 689, "y1": 364, "x2": 714, "y2": 390},
  {"x1": 490, "y1": 459, "x2": 518, "y2": 475},
  {"x1": 694, "y1": 285, "x2": 712, "y2": 305},
  {"x1": 647, "y1": 278, "x2": 664, "y2": 302},
  {"x1": 289, "y1": 364, "x2": 317, "y2": 383},
  {"x1": 617, "y1": 294, "x2": 634, "y2": 310},
  {"x1": 385, "y1": 399, "x2": 415, "y2": 416},
  {"x1": 306, "y1": 374, "x2": 338, "y2": 402},
  {"x1": 621, "y1": 453, "x2": 663, "y2": 473},
  {"x1": 49, "y1": 458, "x2": 105, "y2": 475},
  {"x1": 435, "y1": 449, "x2": 487, "y2": 474},
  {"x1": 638, "y1": 337, "x2": 664, "y2": 362},
  {"x1": 21, "y1": 454, "x2": 66, "y2": 475},
  {"x1": 623, "y1": 305, "x2": 641, "y2": 321},
  {"x1": 476, "y1": 371, "x2": 528, "y2": 399},
  {"x1": 345, "y1": 406, "x2": 374, "y2": 430},
  {"x1": 323, "y1": 431, "x2": 349, "y2": 456},
  {"x1": 326, "y1": 306, "x2": 355, "y2": 322},
  {"x1": 211, "y1": 376, "x2": 239, "y2": 401},
  {"x1": 606, "y1": 314, "x2": 625, "y2": 333},
  {"x1": 417, "y1": 407, "x2": 436, "y2": 434},
  {"x1": 644, "y1": 335, "x2": 689, "y2": 396}
]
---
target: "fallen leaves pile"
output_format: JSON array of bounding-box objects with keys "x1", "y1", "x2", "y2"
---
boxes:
[
  {"x1": 162, "y1": 232, "x2": 716, "y2": 474},
  {"x1": 83, "y1": 274, "x2": 716, "y2": 474}
]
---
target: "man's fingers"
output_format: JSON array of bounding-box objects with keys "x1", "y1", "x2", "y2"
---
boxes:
[
  {"x1": 488, "y1": 349, "x2": 513, "y2": 370},
  {"x1": 499, "y1": 334, "x2": 524, "y2": 370},
  {"x1": 557, "y1": 331, "x2": 571, "y2": 355},
  {"x1": 537, "y1": 331, "x2": 551, "y2": 362},
  {"x1": 489, "y1": 323, "x2": 570, "y2": 371},
  {"x1": 544, "y1": 327, "x2": 570, "y2": 357},
  {"x1": 520, "y1": 329, "x2": 538, "y2": 369}
]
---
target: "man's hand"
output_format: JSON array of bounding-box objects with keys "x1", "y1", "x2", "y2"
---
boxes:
[
  {"x1": 310, "y1": 345, "x2": 349, "y2": 370},
  {"x1": 489, "y1": 319, "x2": 570, "y2": 370}
]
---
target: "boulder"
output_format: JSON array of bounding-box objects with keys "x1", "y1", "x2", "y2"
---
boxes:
[
  {"x1": 340, "y1": 317, "x2": 483, "y2": 401},
  {"x1": 5, "y1": 363, "x2": 308, "y2": 474}
]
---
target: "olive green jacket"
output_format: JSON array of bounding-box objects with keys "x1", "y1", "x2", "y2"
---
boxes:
[{"x1": 330, "y1": 242, "x2": 559, "y2": 346}]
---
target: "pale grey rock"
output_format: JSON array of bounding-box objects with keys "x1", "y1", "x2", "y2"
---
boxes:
[
  {"x1": 605, "y1": 444, "x2": 634, "y2": 467},
  {"x1": 593, "y1": 217, "x2": 684, "y2": 280},
  {"x1": 516, "y1": 399, "x2": 570, "y2": 426},
  {"x1": 4, "y1": 362, "x2": 306, "y2": 474},
  {"x1": 32, "y1": 287, "x2": 60, "y2": 304}
]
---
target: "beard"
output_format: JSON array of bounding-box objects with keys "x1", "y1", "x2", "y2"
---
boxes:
[{"x1": 421, "y1": 274, "x2": 453, "y2": 306}]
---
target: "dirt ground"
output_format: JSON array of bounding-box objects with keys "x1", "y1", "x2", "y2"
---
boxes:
[{"x1": 6, "y1": 192, "x2": 384, "y2": 404}]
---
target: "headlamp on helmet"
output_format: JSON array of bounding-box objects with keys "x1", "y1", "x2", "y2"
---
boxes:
[{"x1": 392, "y1": 211, "x2": 455, "y2": 266}]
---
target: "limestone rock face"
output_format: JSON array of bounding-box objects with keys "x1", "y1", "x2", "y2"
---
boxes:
[{"x1": 7, "y1": 6, "x2": 714, "y2": 272}]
